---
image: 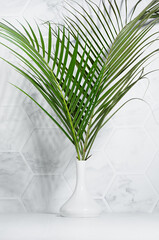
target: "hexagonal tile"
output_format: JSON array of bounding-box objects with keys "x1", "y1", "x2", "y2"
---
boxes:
[
  {"x1": 147, "y1": 151, "x2": 159, "y2": 193},
  {"x1": 64, "y1": 151, "x2": 114, "y2": 198},
  {"x1": 144, "y1": 107, "x2": 159, "y2": 148},
  {"x1": 106, "y1": 127, "x2": 156, "y2": 173},
  {"x1": 105, "y1": 175, "x2": 158, "y2": 212},
  {"x1": 0, "y1": 199, "x2": 26, "y2": 213},
  {"x1": 0, "y1": 106, "x2": 33, "y2": 151},
  {"x1": 22, "y1": 175, "x2": 72, "y2": 213},
  {"x1": 0, "y1": 152, "x2": 32, "y2": 197},
  {"x1": 22, "y1": 128, "x2": 75, "y2": 174},
  {"x1": 112, "y1": 99, "x2": 150, "y2": 126}
]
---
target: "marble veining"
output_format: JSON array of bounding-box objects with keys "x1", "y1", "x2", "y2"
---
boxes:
[
  {"x1": 23, "y1": 0, "x2": 65, "y2": 21},
  {"x1": 0, "y1": 152, "x2": 32, "y2": 197},
  {"x1": 105, "y1": 175, "x2": 159, "y2": 212}
]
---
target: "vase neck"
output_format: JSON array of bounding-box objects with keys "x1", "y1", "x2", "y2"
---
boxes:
[{"x1": 75, "y1": 160, "x2": 86, "y2": 187}]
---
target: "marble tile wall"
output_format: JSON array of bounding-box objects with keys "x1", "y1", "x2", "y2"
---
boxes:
[{"x1": 0, "y1": 0, "x2": 159, "y2": 214}]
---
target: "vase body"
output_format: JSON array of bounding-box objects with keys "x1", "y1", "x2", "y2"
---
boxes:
[{"x1": 60, "y1": 160, "x2": 102, "y2": 217}]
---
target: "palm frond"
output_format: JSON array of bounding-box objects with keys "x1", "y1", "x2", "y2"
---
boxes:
[
  {"x1": 63, "y1": 0, "x2": 159, "y2": 159},
  {"x1": 0, "y1": 0, "x2": 158, "y2": 160}
]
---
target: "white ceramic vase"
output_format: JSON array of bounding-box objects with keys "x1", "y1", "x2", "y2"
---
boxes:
[{"x1": 60, "y1": 160, "x2": 102, "y2": 217}]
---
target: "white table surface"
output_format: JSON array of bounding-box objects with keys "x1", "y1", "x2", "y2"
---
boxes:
[{"x1": 0, "y1": 213, "x2": 159, "y2": 240}]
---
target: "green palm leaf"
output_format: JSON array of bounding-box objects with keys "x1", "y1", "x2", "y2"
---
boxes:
[{"x1": 0, "y1": 0, "x2": 158, "y2": 160}]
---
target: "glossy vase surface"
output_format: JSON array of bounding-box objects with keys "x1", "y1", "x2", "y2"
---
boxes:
[{"x1": 60, "y1": 160, "x2": 102, "y2": 217}]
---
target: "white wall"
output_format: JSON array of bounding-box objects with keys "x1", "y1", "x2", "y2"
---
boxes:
[{"x1": 0, "y1": 0, "x2": 159, "y2": 214}]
